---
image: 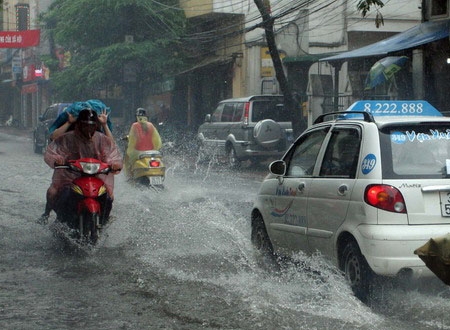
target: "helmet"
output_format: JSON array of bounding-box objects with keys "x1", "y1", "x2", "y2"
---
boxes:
[
  {"x1": 77, "y1": 109, "x2": 98, "y2": 124},
  {"x1": 76, "y1": 109, "x2": 99, "y2": 139},
  {"x1": 136, "y1": 108, "x2": 147, "y2": 117}
]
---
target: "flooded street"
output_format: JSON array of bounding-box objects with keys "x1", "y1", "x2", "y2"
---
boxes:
[{"x1": 2, "y1": 131, "x2": 450, "y2": 330}]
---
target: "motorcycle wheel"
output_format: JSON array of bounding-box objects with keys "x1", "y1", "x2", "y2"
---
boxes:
[
  {"x1": 80, "y1": 213, "x2": 100, "y2": 245},
  {"x1": 137, "y1": 176, "x2": 150, "y2": 186}
]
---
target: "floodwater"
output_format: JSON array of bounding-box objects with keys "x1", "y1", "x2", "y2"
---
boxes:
[{"x1": 1, "y1": 130, "x2": 450, "y2": 330}]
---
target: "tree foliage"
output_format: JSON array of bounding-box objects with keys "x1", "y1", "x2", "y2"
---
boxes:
[
  {"x1": 41, "y1": 0, "x2": 186, "y2": 100},
  {"x1": 357, "y1": 0, "x2": 385, "y2": 28}
]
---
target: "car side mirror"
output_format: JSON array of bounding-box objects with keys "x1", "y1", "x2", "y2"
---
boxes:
[
  {"x1": 204, "y1": 114, "x2": 211, "y2": 123},
  {"x1": 269, "y1": 160, "x2": 286, "y2": 176},
  {"x1": 38, "y1": 115, "x2": 44, "y2": 121}
]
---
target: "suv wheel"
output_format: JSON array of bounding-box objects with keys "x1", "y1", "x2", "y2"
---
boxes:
[
  {"x1": 341, "y1": 240, "x2": 372, "y2": 302},
  {"x1": 227, "y1": 146, "x2": 240, "y2": 169},
  {"x1": 197, "y1": 143, "x2": 210, "y2": 163}
]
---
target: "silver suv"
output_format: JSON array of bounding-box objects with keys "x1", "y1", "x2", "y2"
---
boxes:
[{"x1": 197, "y1": 95, "x2": 293, "y2": 168}]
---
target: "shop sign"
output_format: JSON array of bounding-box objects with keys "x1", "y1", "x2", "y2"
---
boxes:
[{"x1": 0, "y1": 30, "x2": 40, "y2": 48}]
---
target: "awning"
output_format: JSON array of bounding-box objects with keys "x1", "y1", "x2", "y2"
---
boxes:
[{"x1": 321, "y1": 19, "x2": 450, "y2": 62}]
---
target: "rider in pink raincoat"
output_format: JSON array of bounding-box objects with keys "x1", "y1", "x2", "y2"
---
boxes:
[{"x1": 41, "y1": 109, "x2": 122, "y2": 223}]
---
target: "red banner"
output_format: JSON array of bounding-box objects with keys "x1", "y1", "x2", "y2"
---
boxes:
[{"x1": 0, "y1": 30, "x2": 40, "y2": 48}]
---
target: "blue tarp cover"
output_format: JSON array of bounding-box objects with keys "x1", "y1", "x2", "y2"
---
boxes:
[{"x1": 321, "y1": 19, "x2": 450, "y2": 62}]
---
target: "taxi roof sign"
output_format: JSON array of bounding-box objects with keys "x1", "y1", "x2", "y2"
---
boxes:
[{"x1": 346, "y1": 100, "x2": 442, "y2": 117}]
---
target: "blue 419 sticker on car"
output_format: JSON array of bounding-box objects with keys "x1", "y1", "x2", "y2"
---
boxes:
[
  {"x1": 346, "y1": 100, "x2": 442, "y2": 117},
  {"x1": 361, "y1": 154, "x2": 377, "y2": 175}
]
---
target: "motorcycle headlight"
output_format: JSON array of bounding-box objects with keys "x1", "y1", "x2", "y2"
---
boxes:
[{"x1": 80, "y1": 162, "x2": 100, "y2": 174}]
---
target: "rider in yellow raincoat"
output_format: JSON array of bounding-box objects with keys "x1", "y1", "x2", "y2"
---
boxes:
[{"x1": 124, "y1": 108, "x2": 162, "y2": 175}]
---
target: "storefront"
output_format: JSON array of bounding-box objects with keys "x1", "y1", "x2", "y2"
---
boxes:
[{"x1": 319, "y1": 19, "x2": 450, "y2": 113}]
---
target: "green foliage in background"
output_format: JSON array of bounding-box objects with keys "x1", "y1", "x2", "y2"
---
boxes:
[{"x1": 41, "y1": 0, "x2": 187, "y2": 100}]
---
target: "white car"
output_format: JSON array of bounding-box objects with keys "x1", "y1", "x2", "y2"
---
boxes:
[{"x1": 251, "y1": 100, "x2": 450, "y2": 301}]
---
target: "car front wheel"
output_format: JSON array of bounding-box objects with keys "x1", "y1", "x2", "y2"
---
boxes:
[
  {"x1": 227, "y1": 146, "x2": 240, "y2": 169},
  {"x1": 197, "y1": 143, "x2": 210, "y2": 163},
  {"x1": 42, "y1": 134, "x2": 50, "y2": 153},
  {"x1": 33, "y1": 132, "x2": 42, "y2": 154},
  {"x1": 251, "y1": 213, "x2": 273, "y2": 255},
  {"x1": 341, "y1": 240, "x2": 373, "y2": 302}
]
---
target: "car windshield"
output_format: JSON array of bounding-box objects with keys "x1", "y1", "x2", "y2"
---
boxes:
[
  {"x1": 380, "y1": 123, "x2": 450, "y2": 178},
  {"x1": 251, "y1": 100, "x2": 291, "y2": 122}
]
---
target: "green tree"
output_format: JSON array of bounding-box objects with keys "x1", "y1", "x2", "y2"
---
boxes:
[
  {"x1": 41, "y1": 0, "x2": 186, "y2": 101},
  {"x1": 357, "y1": 0, "x2": 385, "y2": 28}
]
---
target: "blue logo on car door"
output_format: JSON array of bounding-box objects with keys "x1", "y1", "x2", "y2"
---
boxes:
[{"x1": 361, "y1": 154, "x2": 377, "y2": 174}]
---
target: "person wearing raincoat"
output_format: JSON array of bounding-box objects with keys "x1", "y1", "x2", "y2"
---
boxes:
[
  {"x1": 37, "y1": 101, "x2": 115, "y2": 223},
  {"x1": 124, "y1": 108, "x2": 162, "y2": 176},
  {"x1": 38, "y1": 109, "x2": 122, "y2": 224}
]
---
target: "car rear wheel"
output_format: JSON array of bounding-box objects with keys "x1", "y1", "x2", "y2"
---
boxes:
[{"x1": 341, "y1": 240, "x2": 373, "y2": 302}]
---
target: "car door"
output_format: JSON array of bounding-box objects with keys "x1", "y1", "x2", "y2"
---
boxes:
[
  {"x1": 306, "y1": 125, "x2": 362, "y2": 256},
  {"x1": 215, "y1": 102, "x2": 235, "y2": 150},
  {"x1": 265, "y1": 126, "x2": 330, "y2": 254},
  {"x1": 199, "y1": 103, "x2": 224, "y2": 151},
  {"x1": 229, "y1": 102, "x2": 245, "y2": 143}
]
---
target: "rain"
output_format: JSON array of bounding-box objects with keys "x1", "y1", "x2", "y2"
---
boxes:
[
  {"x1": 1, "y1": 130, "x2": 450, "y2": 329},
  {"x1": 2, "y1": 0, "x2": 450, "y2": 329}
]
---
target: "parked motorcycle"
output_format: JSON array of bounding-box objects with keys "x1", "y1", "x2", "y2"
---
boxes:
[
  {"x1": 126, "y1": 150, "x2": 165, "y2": 187},
  {"x1": 52, "y1": 157, "x2": 113, "y2": 245}
]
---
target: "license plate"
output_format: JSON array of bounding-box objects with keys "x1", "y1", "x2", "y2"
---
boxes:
[
  {"x1": 440, "y1": 191, "x2": 450, "y2": 217},
  {"x1": 149, "y1": 176, "x2": 163, "y2": 185}
]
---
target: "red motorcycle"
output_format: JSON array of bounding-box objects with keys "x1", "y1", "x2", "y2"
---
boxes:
[{"x1": 53, "y1": 158, "x2": 113, "y2": 244}]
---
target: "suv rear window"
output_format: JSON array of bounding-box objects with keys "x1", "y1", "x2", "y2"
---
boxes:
[
  {"x1": 380, "y1": 123, "x2": 450, "y2": 178},
  {"x1": 251, "y1": 100, "x2": 291, "y2": 122}
]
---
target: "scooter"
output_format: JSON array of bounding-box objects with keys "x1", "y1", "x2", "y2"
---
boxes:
[
  {"x1": 126, "y1": 150, "x2": 166, "y2": 187},
  {"x1": 122, "y1": 136, "x2": 166, "y2": 188},
  {"x1": 53, "y1": 158, "x2": 112, "y2": 245}
]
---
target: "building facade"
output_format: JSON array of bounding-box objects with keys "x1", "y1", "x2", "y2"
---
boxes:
[
  {"x1": 0, "y1": 0, "x2": 53, "y2": 128},
  {"x1": 160, "y1": 0, "x2": 422, "y2": 132}
]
